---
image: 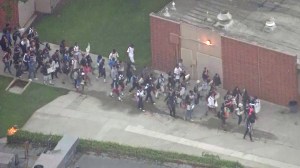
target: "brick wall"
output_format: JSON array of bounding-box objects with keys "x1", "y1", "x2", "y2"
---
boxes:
[
  {"x1": 222, "y1": 36, "x2": 298, "y2": 105},
  {"x1": 0, "y1": 0, "x2": 19, "y2": 29},
  {"x1": 150, "y1": 14, "x2": 180, "y2": 72}
]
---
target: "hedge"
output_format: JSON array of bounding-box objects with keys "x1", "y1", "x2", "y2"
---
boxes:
[{"x1": 7, "y1": 130, "x2": 243, "y2": 168}]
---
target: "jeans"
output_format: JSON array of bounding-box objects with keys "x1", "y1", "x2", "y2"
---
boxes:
[
  {"x1": 145, "y1": 93, "x2": 154, "y2": 103},
  {"x1": 129, "y1": 83, "x2": 138, "y2": 92},
  {"x1": 28, "y1": 68, "x2": 36, "y2": 79},
  {"x1": 185, "y1": 109, "x2": 193, "y2": 120},
  {"x1": 168, "y1": 104, "x2": 176, "y2": 117},
  {"x1": 138, "y1": 97, "x2": 144, "y2": 110},
  {"x1": 243, "y1": 122, "x2": 253, "y2": 141},
  {"x1": 237, "y1": 115, "x2": 242, "y2": 125},
  {"x1": 3, "y1": 61, "x2": 11, "y2": 73}
]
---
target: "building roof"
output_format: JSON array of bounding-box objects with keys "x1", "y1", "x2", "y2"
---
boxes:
[{"x1": 154, "y1": 0, "x2": 300, "y2": 57}]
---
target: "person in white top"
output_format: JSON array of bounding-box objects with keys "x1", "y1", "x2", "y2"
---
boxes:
[
  {"x1": 206, "y1": 93, "x2": 217, "y2": 116},
  {"x1": 109, "y1": 49, "x2": 119, "y2": 60},
  {"x1": 250, "y1": 96, "x2": 261, "y2": 113},
  {"x1": 73, "y1": 42, "x2": 80, "y2": 58},
  {"x1": 127, "y1": 44, "x2": 135, "y2": 63},
  {"x1": 173, "y1": 64, "x2": 182, "y2": 83}
]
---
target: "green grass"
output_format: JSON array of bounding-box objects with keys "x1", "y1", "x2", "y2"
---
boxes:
[
  {"x1": 0, "y1": 76, "x2": 68, "y2": 137},
  {"x1": 35, "y1": 0, "x2": 170, "y2": 66}
]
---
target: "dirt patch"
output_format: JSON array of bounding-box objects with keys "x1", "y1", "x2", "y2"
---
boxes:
[
  {"x1": 7, "y1": 79, "x2": 30, "y2": 94},
  {"x1": 10, "y1": 79, "x2": 28, "y2": 88}
]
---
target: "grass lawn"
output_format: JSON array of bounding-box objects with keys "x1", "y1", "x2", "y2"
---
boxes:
[
  {"x1": 0, "y1": 76, "x2": 68, "y2": 137},
  {"x1": 35, "y1": 0, "x2": 171, "y2": 66}
]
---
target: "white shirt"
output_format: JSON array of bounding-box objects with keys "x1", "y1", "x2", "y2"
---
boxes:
[
  {"x1": 137, "y1": 90, "x2": 144, "y2": 97},
  {"x1": 174, "y1": 67, "x2": 182, "y2": 79},
  {"x1": 207, "y1": 96, "x2": 215, "y2": 108},
  {"x1": 127, "y1": 47, "x2": 134, "y2": 57},
  {"x1": 174, "y1": 67, "x2": 181, "y2": 75},
  {"x1": 74, "y1": 45, "x2": 79, "y2": 52},
  {"x1": 109, "y1": 52, "x2": 119, "y2": 60}
]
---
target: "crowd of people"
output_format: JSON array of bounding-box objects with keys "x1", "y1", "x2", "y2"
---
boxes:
[{"x1": 1, "y1": 24, "x2": 261, "y2": 142}]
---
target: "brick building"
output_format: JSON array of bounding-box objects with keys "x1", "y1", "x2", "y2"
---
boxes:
[
  {"x1": 150, "y1": 0, "x2": 300, "y2": 105},
  {"x1": 0, "y1": 0, "x2": 61, "y2": 29},
  {"x1": 0, "y1": 0, "x2": 19, "y2": 28}
]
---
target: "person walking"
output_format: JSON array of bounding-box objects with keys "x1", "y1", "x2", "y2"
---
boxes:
[
  {"x1": 97, "y1": 58, "x2": 106, "y2": 83},
  {"x1": 108, "y1": 49, "x2": 119, "y2": 61},
  {"x1": 14, "y1": 60, "x2": 23, "y2": 78},
  {"x1": 155, "y1": 73, "x2": 165, "y2": 98},
  {"x1": 28, "y1": 52, "x2": 37, "y2": 81},
  {"x1": 165, "y1": 90, "x2": 176, "y2": 117},
  {"x1": 213, "y1": 73, "x2": 222, "y2": 87},
  {"x1": 0, "y1": 35, "x2": 10, "y2": 52},
  {"x1": 12, "y1": 27, "x2": 21, "y2": 45},
  {"x1": 206, "y1": 93, "x2": 217, "y2": 116},
  {"x1": 2, "y1": 49, "x2": 12, "y2": 74},
  {"x1": 23, "y1": 51, "x2": 30, "y2": 72},
  {"x1": 232, "y1": 86, "x2": 241, "y2": 105},
  {"x1": 242, "y1": 89, "x2": 250, "y2": 121},
  {"x1": 129, "y1": 74, "x2": 138, "y2": 93},
  {"x1": 127, "y1": 44, "x2": 135, "y2": 70},
  {"x1": 185, "y1": 100, "x2": 194, "y2": 121},
  {"x1": 144, "y1": 83, "x2": 155, "y2": 105},
  {"x1": 41, "y1": 61, "x2": 53, "y2": 85},
  {"x1": 136, "y1": 86, "x2": 145, "y2": 112},
  {"x1": 125, "y1": 62, "x2": 133, "y2": 86},
  {"x1": 235, "y1": 103, "x2": 244, "y2": 125},
  {"x1": 243, "y1": 105, "x2": 256, "y2": 142},
  {"x1": 110, "y1": 77, "x2": 122, "y2": 101}
]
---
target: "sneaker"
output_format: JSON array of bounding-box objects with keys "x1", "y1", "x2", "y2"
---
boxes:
[
  {"x1": 153, "y1": 102, "x2": 156, "y2": 105},
  {"x1": 34, "y1": 78, "x2": 38, "y2": 80},
  {"x1": 142, "y1": 109, "x2": 145, "y2": 112},
  {"x1": 103, "y1": 79, "x2": 106, "y2": 83},
  {"x1": 28, "y1": 79, "x2": 32, "y2": 81},
  {"x1": 110, "y1": 92, "x2": 113, "y2": 97},
  {"x1": 96, "y1": 76, "x2": 99, "y2": 79},
  {"x1": 139, "y1": 108, "x2": 142, "y2": 110},
  {"x1": 118, "y1": 97, "x2": 122, "y2": 101}
]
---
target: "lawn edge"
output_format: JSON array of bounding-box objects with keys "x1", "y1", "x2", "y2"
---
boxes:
[{"x1": 7, "y1": 130, "x2": 244, "y2": 168}]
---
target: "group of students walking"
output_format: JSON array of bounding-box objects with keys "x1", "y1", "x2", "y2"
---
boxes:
[{"x1": 1, "y1": 25, "x2": 261, "y2": 142}]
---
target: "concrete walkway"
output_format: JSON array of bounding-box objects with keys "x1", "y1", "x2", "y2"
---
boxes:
[{"x1": 1, "y1": 43, "x2": 300, "y2": 168}]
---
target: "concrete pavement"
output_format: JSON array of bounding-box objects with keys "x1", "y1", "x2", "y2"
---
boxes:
[
  {"x1": 21, "y1": 91, "x2": 300, "y2": 168},
  {"x1": 1, "y1": 43, "x2": 300, "y2": 168}
]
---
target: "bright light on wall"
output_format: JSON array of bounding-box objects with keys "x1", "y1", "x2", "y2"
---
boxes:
[{"x1": 204, "y1": 40, "x2": 212, "y2": 46}]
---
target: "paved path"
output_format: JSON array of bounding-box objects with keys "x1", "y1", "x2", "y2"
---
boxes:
[
  {"x1": 1, "y1": 43, "x2": 300, "y2": 168},
  {"x1": 22, "y1": 91, "x2": 300, "y2": 168}
]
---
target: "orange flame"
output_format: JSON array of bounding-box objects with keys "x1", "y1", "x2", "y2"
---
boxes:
[{"x1": 7, "y1": 126, "x2": 18, "y2": 136}]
